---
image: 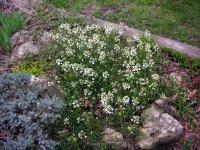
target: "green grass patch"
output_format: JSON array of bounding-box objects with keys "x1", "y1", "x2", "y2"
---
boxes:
[
  {"x1": 46, "y1": 0, "x2": 200, "y2": 47},
  {"x1": 0, "y1": 12, "x2": 23, "y2": 51},
  {"x1": 162, "y1": 48, "x2": 200, "y2": 72},
  {"x1": 46, "y1": 0, "x2": 69, "y2": 8}
]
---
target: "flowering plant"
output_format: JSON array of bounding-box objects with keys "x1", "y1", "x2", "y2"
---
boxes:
[{"x1": 46, "y1": 22, "x2": 162, "y2": 149}]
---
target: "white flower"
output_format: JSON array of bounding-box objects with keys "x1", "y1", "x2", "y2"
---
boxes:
[
  {"x1": 105, "y1": 24, "x2": 113, "y2": 34},
  {"x1": 131, "y1": 116, "x2": 140, "y2": 125},
  {"x1": 152, "y1": 74, "x2": 159, "y2": 80},
  {"x1": 102, "y1": 71, "x2": 109, "y2": 79},
  {"x1": 72, "y1": 100, "x2": 80, "y2": 108},
  {"x1": 78, "y1": 130, "x2": 87, "y2": 139},
  {"x1": 144, "y1": 30, "x2": 151, "y2": 37},
  {"x1": 56, "y1": 59, "x2": 62, "y2": 65},
  {"x1": 100, "y1": 92, "x2": 114, "y2": 114},
  {"x1": 77, "y1": 117, "x2": 84, "y2": 123},
  {"x1": 83, "y1": 51, "x2": 91, "y2": 57},
  {"x1": 64, "y1": 118, "x2": 69, "y2": 125},
  {"x1": 122, "y1": 83, "x2": 130, "y2": 90},
  {"x1": 99, "y1": 51, "x2": 106, "y2": 62},
  {"x1": 47, "y1": 81, "x2": 54, "y2": 87},
  {"x1": 84, "y1": 89, "x2": 92, "y2": 96},
  {"x1": 122, "y1": 96, "x2": 130, "y2": 105},
  {"x1": 114, "y1": 36, "x2": 120, "y2": 42}
]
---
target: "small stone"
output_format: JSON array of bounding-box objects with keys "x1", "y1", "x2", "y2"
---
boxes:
[
  {"x1": 154, "y1": 98, "x2": 170, "y2": 108},
  {"x1": 16, "y1": 42, "x2": 39, "y2": 59},
  {"x1": 163, "y1": 105, "x2": 180, "y2": 118},
  {"x1": 154, "y1": 98, "x2": 179, "y2": 118},
  {"x1": 103, "y1": 128, "x2": 128, "y2": 150},
  {"x1": 11, "y1": 30, "x2": 28, "y2": 46}
]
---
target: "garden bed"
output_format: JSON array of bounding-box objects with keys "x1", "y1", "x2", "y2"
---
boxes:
[{"x1": 0, "y1": 1, "x2": 199, "y2": 150}]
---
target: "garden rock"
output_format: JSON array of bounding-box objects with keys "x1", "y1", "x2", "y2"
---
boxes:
[
  {"x1": 12, "y1": 0, "x2": 41, "y2": 15},
  {"x1": 11, "y1": 30, "x2": 28, "y2": 46},
  {"x1": 29, "y1": 76, "x2": 65, "y2": 99},
  {"x1": 103, "y1": 128, "x2": 128, "y2": 150},
  {"x1": 154, "y1": 98, "x2": 180, "y2": 118},
  {"x1": 136, "y1": 104, "x2": 183, "y2": 149},
  {"x1": 16, "y1": 42, "x2": 39, "y2": 59}
]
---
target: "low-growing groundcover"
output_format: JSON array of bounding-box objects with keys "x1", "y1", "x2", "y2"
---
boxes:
[
  {"x1": 45, "y1": 22, "x2": 169, "y2": 149},
  {"x1": 0, "y1": 73, "x2": 64, "y2": 150}
]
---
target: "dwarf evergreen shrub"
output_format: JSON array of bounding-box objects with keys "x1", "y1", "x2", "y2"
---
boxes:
[{"x1": 0, "y1": 73, "x2": 64, "y2": 150}]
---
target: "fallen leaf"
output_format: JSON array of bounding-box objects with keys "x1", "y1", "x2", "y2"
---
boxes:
[{"x1": 186, "y1": 90, "x2": 198, "y2": 100}]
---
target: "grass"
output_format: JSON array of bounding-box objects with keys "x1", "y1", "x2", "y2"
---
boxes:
[
  {"x1": 162, "y1": 48, "x2": 200, "y2": 72},
  {"x1": 46, "y1": 0, "x2": 200, "y2": 47},
  {"x1": 0, "y1": 12, "x2": 23, "y2": 51},
  {"x1": 46, "y1": 0, "x2": 69, "y2": 8}
]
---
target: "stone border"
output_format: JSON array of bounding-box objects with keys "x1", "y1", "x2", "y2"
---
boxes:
[
  {"x1": 57, "y1": 9, "x2": 200, "y2": 58},
  {"x1": 77, "y1": 15, "x2": 200, "y2": 58}
]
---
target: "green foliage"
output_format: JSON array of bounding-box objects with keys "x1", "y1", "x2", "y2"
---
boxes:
[
  {"x1": 0, "y1": 12, "x2": 23, "y2": 51},
  {"x1": 0, "y1": 73, "x2": 64, "y2": 150},
  {"x1": 46, "y1": 0, "x2": 69, "y2": 8},
  {"x1": 179, "y1": 138, "x2": 195, "y2": 150},
  {"x1": 162, "y1": 48, "x2": 200, "y2": 72},
  {"x1": 46, "y1": 21, "x2": 166, "y2": 149},
  {"x1": 173, "y1": 89, "x2": 196, "y2": 127}
]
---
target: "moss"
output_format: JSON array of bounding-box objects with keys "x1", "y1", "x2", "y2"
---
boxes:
[{"x1": 12, "y1": 55, "x2": 52, "y2": 76}]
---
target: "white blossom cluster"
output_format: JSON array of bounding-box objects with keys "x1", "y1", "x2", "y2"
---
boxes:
[
  {"x1": 48, "y1": 22, "x2": 162, "y2": 140},
  {"x1": 100, "y1": 92, "x2": 114, "y2": 114}
]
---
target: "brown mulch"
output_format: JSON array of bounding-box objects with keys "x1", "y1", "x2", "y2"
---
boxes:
[{"x1": 162, "y1": 55, "x2": 200, "y2": 150}]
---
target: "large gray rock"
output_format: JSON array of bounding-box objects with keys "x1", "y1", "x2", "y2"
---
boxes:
[
  {"x1": 136, "y1": 104, "x2": 183, "y2": 149},
  {"x1": 103, "y1": 128, "x2": 128, "y2": 150},
  {"x1": 16, "y1": 42, "x2": 40, "y2": 59}
]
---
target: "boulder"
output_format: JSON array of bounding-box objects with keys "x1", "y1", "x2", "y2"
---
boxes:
[
  {"x1": 103, "y1": 128, "x2": 128, "y2": 150},
  {"x1": 15, "y1": 42, "x2": 40, "y2": 59},
  {"x1": 136, "y1": 104, "x2": 183, "y2": 149}
]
